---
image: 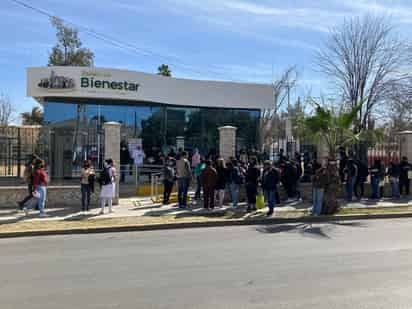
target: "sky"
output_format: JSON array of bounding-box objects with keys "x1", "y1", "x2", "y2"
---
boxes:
[{"x1": 1, "y1": 0, "x2": 412, "y2": 120}]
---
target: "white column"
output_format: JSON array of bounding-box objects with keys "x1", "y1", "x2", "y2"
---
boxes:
[
  {"x1": 399, "y1": 131, "x2": 412, "y2": 161},
  {"x1": 104, "y1": 122, "x2": 121, "y2": 205},
  {"x1": 218, "y1": 126, "x2": 237, "y2": 161}
]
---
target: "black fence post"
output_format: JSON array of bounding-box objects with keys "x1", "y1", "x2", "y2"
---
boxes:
[{"x1": 17, "y1": 127, "x2": 21, "y2": 178}]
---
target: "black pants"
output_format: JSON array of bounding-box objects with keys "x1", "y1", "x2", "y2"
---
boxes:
[
  {"x1": 203, "y1": 187, "x2": 215, "y2": 209},
  {"x1": 81, "y1": 184, "x2": 91, "y2": 211},
  {"x1": 246, "y1": 183, "x2": 258, "y2": 205},
  {"x1": 354, "y1": 178, "x2": 365, "y2": 198},
  {"x1": 400, "y1": 178, "x2": 410, "y2": 195},
  {"x1": 19, "y1": 184, "x2": 33, "y2": 208},
  {"x1": 163, "y1": 180, "x2": 174, "y2": 204}
]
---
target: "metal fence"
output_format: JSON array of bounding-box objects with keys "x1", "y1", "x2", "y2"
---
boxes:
[{"x1": 0, "y1": 126, "x2": 43, "y2": 178}]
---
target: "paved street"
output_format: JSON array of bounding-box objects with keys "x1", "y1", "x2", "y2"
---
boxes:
[{"x1": 2, "y1": 219, "x2": 412, "y2": 308}]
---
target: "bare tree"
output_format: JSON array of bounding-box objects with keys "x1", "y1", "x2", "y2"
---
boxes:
[
  {"x1": 0, "y1": 93, "x2": 14, "y2": 126},
  {"x1": 259, "y1": 66, "x2": 298, "y2": 151},
  {"x1": 317, "y1": 15, "x2": 407, "y2": 132}
]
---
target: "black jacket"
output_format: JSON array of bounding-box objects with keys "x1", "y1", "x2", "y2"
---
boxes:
[{"x1": 262, "y1": 168, "x2": 280, "y2": 191}]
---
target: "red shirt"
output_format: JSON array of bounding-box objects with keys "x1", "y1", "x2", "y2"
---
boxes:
[{"x1": 32, "y1": 169, "x2": 48, "y2": 189}]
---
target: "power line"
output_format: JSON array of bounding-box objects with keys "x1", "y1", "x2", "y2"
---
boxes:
[{"x1": 8, "y1": 0, "x2": 239, "y2": 81}]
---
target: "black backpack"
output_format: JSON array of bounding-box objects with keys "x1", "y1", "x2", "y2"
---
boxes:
[{"x1": 99, "y1": 168, "x2": 112, "y2": 186}]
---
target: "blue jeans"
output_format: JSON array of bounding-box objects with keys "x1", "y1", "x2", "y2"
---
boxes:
[
  {"x1": 390, "y1": 177, "x2": 400, "y2": 198},
  {"x1": 346, "y1": 177, "x2": 356, "y2": 201},
  {"x1": 229, "y1": 183, "x2": 240, "y2": 207},
  {"x1": 264, "y1": 190, "x2": 276, "y2": 211},
  {"x1": 177, "y1": 177, "x2": 190, "y2": 207},
  {"x1": 36, "y1": 186, "x2": 47, "y2": 214},
  {"x1": 312, "y1": 188, "x2": 324, "y2": 216},
  {"x1": 371, "y1": 176, "x2": 380, "y2": 199}
]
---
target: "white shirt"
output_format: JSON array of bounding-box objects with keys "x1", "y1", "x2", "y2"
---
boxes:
[{"x1": 132, "y1": 149, "x2": 145, "y2": 166}]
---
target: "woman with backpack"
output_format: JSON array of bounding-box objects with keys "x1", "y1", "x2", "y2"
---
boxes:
[
  {"x1": 99, "y1": 159, "x2": 117, "y2": 214},
  {"x1": 80, "y1": 160, "x2": 95, "y2": 212}
]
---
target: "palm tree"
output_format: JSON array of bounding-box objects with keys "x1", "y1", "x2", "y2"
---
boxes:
[
  {"x1": 302, "y1": 103, "x2": 362, "y2": 214},
  {"x1": 304, "y1": 104, "x2": 361, "y2": 160},
  {"x1": 157, "y1": 64, "x2": 172, "y2": 77},
  {"x1": 21, "y1": 106, "x2": 44, "y2": 125}
]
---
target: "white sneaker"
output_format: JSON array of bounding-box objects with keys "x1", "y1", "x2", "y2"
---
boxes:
[
  {"x1": 109, "y1": 209, "x2": 114, "y2": 213},
  {"x1": 23, "y1": 207, "x2": 29, "y2": 216},
  {"x1": 39, "y1": 213, "x2": 48, "y2": 218}
]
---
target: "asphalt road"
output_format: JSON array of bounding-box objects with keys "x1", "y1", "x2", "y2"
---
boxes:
[{"x1": 2, "y1": 219, "x2": 412, "y2": 309}]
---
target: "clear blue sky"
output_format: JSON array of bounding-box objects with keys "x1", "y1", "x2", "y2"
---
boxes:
[{"x1": 1, "y1": 0, "x2": 412, "y2": 119}]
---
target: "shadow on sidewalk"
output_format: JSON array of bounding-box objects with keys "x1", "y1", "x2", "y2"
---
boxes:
[{"x1": 256, "y1": 221, "x2": 368, "y2": 239}]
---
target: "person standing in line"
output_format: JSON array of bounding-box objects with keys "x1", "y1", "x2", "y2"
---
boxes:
[
  {"x1": 370, "y1": 159, "x2": 384, "y2": 199},
  {"x1": 281, "y1": 160, "x2": 297, "y2": 200},
  {"x1": 387, "y1": 161, "x2": 401, "y2": 199},
  {"x1": 120, "y1": 141, "x2": 131, "y2": 183},
  {"x1": 293, "y1": 153, "x2": 303, "y2": 201},
  {"x1": 191, "y1": 148, "x2": 201, "y2": 169},
  {"x1": 18, "y1": 154, "x2": 39, "y2": 210},
  {"x1": 399, "y1": 156, "x2": 412, "y2": 196},
  {"x1": 24, "y1": 158, "x2": 49, "y2": 218},
  {"x1": 201, "y1": 160, "x2": 218, "y2": 210},
  {"x1": 176, "y1": 151, "x2": 191, "y2": 208},
  {"x1": 132, "y1": 145, "x2": 145, "y2": 167},
  {"x1": 227, "y1": 159, "x2": 243, "y2": 208},
  {"x1": 163, "y1": 158, "x2": 175, "y2": 205},
  {"x1": 261, "y1": 161, "x2": 280, "y2": 216},
  {"x1": 354, "y1": 159, "x2": 368, "y2": 199},
  {"x1": 311, "y1": 161, "x2": 328, "y2": 216},
  {"x1": 194, "y1": 159, "x2": 205, "y2": 200},
  {"x1": 80, "y1": 160, "x2": 95, "y2": 212},
  {"x1": 343, "y1": 158, "x2": 358, "y2": 202},
  {"x1": 245, "y1": 157, "x2": 261, "y2": 212},
  {"x1": 99, "y1": 159, "x2": 117, "y2": 214},
  {"x1": 215, "y1": 158, "x2": 227, "y2": 207}
]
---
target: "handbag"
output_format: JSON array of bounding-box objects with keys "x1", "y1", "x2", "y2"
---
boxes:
[{"x1": 256, "y1": 194, "x2": 265, "y2": 210}]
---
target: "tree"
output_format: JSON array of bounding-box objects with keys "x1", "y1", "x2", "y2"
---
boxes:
[
  {"x1": 157, "y1": 64, "x2": 172, "y2": 77},
  {"x1": 0, "y1": 93, "x2": 15, "y2": 126},
  {"x1": 303, "y1": 103, "x2": 361, "y2": 160},
  {"x1": 259, "y1": 66, "x2": 298, "y2": 151},
  {"x1": 21, "y1": 106, "x2": 44, "y2": 125},
  {"x1": 317, "y1": 15, "x2": 406, "y2": 131},
  {"x1": 48, "y1": 17, "x2": 94, "y2": 66}
]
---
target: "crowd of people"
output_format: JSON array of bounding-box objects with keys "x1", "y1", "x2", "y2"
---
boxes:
[
  {"x1": 17, "y1": 147, "x2": 412, "y2": 218},
  {"x1": 162, "y1": 148, "x2": 412, "y2": 216},
  {"x1": 162, "y1": 149, "x2": 304, "y2": 216}
]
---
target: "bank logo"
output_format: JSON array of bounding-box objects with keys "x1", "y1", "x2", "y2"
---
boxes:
[{"x1": 38, "y1": 70, "x2": 75, "y2": 90}]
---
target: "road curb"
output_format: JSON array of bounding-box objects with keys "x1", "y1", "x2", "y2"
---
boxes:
[{"x1": 1, "y1": 212, "x2": 412, "y2": 239}]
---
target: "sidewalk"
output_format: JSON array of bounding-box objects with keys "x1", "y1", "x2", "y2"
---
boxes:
[{"x1": 1, "y1": 196, "x2": 412, "y2": 237}]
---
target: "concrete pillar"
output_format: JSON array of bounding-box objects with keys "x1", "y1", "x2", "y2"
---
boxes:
[
  {"x1": 399, "y1": 131, "x2": 412, "y2": 161},
  {"x1": 218, "y1": 126, "x2": 237, "y2": 161},
  {"x1": 104, "y1": 122, "x2": 121, "y2": 205}
]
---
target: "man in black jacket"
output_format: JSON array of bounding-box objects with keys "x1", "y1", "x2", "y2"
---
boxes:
[
  {"x1": 399, "y1": 157, "x2": 412, "y2": 196},
  {"x1": 262, "y1": 161, "x2": 280, "y2": 216}
]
